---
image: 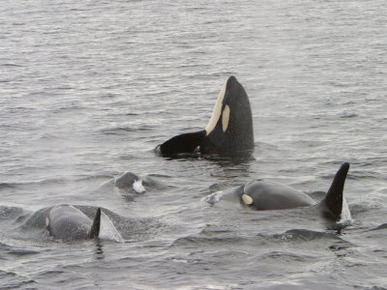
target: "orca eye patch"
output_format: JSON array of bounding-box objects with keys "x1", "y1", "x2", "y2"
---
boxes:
[
  {"x1": 222, "y1": 105, "x2": 230, "y2": 132},
  {"x1": 242, "y1": 193, "x2": 253, "y2": 205}
]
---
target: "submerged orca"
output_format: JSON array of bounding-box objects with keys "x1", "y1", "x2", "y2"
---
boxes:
[
  {"x1": 45, "y1": 205, "x2": 101, "y2": 241},
  {"x1": 114, "y1": 172, "x2": 146, "y2": 194},
  {"x1": 241, "y1": 163, "x2": 350, "y2": 221},
  {"x1": 158, "y1": 76, "x2": 254, "y2": 158}
]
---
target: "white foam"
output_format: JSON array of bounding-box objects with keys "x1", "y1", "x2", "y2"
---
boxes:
[
  {"x1": 201, "y1": 191, "x2": 224, "y2": 204},
  {"x1": 99, "y1": 211, "x2": 124, "y2": 243},
  {"x1": 339, "y1": 197, "x2": 352, "y2": 225}
]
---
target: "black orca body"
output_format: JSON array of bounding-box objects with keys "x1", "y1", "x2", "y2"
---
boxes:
[
  {"x1": 45, "y1": 205, "x2": 101, "y2": 241},
  {"x1": 158, "y1": 76, "x2": 254, "y2": 159},
  {"x1": 241, "y1": 163, "x2": 350, "y2": 221}
]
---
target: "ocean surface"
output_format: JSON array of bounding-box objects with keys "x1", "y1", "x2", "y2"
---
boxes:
[{"x1": 1, "y1": 0, "x2": 387, "y2": 289}]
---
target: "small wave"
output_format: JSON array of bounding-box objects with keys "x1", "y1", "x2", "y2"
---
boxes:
[
  {"x1": 0, "y1": 242, "x2": 40, "y2": 256},
  {"x1": 349, "y1": 201, "x2": 383, "y2": 217},
  {"x1": 0, "y1": 183, "x2": 16, "y2": 190},
  {"x1": 259, "y1": 250, "x2": 311, "y2": 263},
  {"x1": 372, "y1": 223, "x2": 387, "y2": 231},
  {"x1": 0, "y1": 177, "x2": 73, "y2": 189},
  {"x1": 0, "y1": 206, "x2": 24, "y2": 221},
  {"x1": 1, "y1": 63, "x2": 24, "y2": 68},
  {"x1": 202, "y1": 186, "x2": 244, "y2": 205},
  {"x1": 100, "y1": 125, "x2": 153, "y2": 135},
  {"x1": 170, "y1": 234, "x2": 245, "y2": 248},
  {"x1": 0, "y1": 270, "x2": 37, "y2": 289},
  {"x1": 272, "y1": 229, "x2": 344, "y2": 242},
  {"x1": 339, "y1": 111, "x2": 358, "y2": 118},
  {"x1": 100, "y1": 126, "x2": 137, "y2": 135},
  {"x1": 201, "y1": 191, "x2": 224, "y2": 204}
]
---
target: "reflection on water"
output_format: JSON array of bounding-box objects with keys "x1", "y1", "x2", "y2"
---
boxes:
[{"x1": 94, "y1": 241, "x2": 105, "y2": 261}]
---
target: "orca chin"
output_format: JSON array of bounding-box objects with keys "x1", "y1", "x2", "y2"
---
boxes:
[
  {"x1": 157, "y1": 76, "x2": 254, "y2": 159},
  {"x1": 241, "y1": 163, "x2": 351, "y2": 222}
]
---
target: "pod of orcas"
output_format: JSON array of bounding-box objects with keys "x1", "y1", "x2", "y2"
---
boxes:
[
  {"x1": 45, "y1": 163, "x2": 350, "y2": 241},
  {"x1": 41, "y1": 76, "x2": 352, "y2": 241}
]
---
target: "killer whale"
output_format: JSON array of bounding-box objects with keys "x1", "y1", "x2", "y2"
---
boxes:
[
  {"x1": 158, "y1": 76, "x2": 254, "y2": 159},
  {"x1": 241, "y1": 163, "x2": 350, "y2": 221},
  {"x1": 45, "y1": 205, "x2": 101, "y2": 241},
  {"x1": 114, "y1": 172, "x2": 146, "y2": 194}
]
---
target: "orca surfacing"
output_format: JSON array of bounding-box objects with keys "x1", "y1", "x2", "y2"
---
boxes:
[
  {"x1": 45, "y1": 205, "x2": 101, "y2": 241},
  {"x1": 241, "y1": 163, "x2": 350, "y2": 221}
]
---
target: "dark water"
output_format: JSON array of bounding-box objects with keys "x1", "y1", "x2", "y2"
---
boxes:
[{"x1": 1, "y1": 0, "x2": 387, "y2": 289}]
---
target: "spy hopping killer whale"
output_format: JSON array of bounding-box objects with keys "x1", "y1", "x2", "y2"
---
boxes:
[
  {"x1": 157, "y1": 76, "x2": 254, "y2": 159},
  {"x1": 241, "y1": 163, "x2": 351, "y2": 221}
]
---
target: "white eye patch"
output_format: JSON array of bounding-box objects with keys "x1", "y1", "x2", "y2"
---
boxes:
[
  {"x1": 222, "y1": 105, "x2": 230, "y2": 132},
  {"x1": 45, "y1": 217, "x2": 50, "y2": 227},
  {"x1": 242, "y1": 194, "x2": 253, "y2": 205},
  {"x1": 133, "y1": 179, "x2": 146, "y2": 194}
]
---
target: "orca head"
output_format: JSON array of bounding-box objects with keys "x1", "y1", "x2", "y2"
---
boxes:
[
  {"x1": 202, "y1": 76, "x2": 254, "y2": 158},
  {"x1": 317, "y1": 163, "x2": 350, "y2": 221},
  {"x1": 114, "y1": 172, "x2": 139, "y2": 189}
]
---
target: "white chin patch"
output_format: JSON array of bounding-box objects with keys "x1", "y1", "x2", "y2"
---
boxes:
[
  {"x1": 222, "y1": 105, "x2": 230, "y2": 132},
  {"x1": 205, "y1": 80, "x2": 227, "y2": 135},
  {"x1": 133, "y1": 180, "x2": 146, "y2": 194}
]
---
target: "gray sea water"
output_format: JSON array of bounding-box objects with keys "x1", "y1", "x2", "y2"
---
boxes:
[{"x1": 1, "y1": 0, "x2": 387, "y2": 289}]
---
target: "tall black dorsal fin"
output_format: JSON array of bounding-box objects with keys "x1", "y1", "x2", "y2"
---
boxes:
[
  {"x1": 88, "y1": 208, "x2": 101, "y2": 239},
  {"x1": 319, "y1": 163, "x2": 350, "y2": 221},
  {"x1": 158, "y1": 130, "x2": 206, "y2": 157}
]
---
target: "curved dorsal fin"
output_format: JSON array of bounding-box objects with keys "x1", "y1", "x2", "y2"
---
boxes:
[
  {"x1": 88, "y1": 208, "x2": 101, "y2": 239},
  {"x1": 319, "y1": 163, "x2": 350, "y2": 221}
]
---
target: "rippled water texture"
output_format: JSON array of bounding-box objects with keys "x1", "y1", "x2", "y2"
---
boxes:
[{"x1": 1, "y1": 0, "x2": 386, "y2": 289}]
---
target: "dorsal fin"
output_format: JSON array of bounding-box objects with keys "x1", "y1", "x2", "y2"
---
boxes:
[
  {"x1": 319, "y1": 163, "x2": 350, "y2": 221},
  {"x1": 88, "y1": 208, "x2": 101, "y2": 239}
]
